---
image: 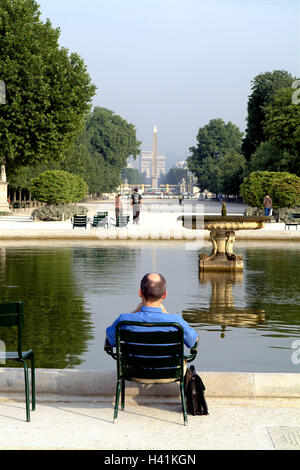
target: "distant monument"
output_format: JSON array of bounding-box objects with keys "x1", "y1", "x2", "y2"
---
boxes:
[
  {"x1": 151, "y1": 125, "x2": 158, "y2": 190},
  {"x1": 140, "y1": 127, "x2": 166, "y2": 187}
]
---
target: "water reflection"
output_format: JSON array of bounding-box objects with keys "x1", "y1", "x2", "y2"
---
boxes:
[
  {"x1": 0, "y1": 246, "x2": 94, "y2": 368},
  {"x1": 182, "y1": 271, "x2": 266, "y2": 338}
]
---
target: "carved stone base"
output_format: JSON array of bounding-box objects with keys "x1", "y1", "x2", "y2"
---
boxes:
[
  {"x1": 199, "y1": 229, "x2": 243, "y2": 271},
  {"x1": 199, "y1": 252, "x2": 243, "y2": 271}
]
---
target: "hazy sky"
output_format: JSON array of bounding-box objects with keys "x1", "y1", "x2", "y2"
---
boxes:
[{"x1": 38, "y1": 0, "x2": 300, "y2": 166}]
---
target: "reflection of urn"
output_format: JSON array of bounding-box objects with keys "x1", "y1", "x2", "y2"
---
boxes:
[
  {"x1": 178, "y1": 215, "x2": 268, "y2": 271},
  {"x1": 200, "y1": 271, "x2": 243, "y2": 313},
  {"x1": 182, "y1": 271, "x2": 266, "y2": 338}
]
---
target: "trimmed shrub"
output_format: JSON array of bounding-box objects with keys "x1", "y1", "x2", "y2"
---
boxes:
[
  {"x1": 31, "y1": 205, "x2": 87, "y2": 221},
  {"x1": 240, "y1": 171, "x2": 300, "y2": 208},
  {"x1": 30, "y1": 170, "x2": 88, "y2": 205}
]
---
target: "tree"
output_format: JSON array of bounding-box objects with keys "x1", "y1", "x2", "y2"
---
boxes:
[
  {"x1": 30, "y1": 170, "x2": 88, "y2": 204},
  {"x1": 165, "y1": 168, "x2": 188, "y2": 185},
  {"x1": 242, "y1": 70, "x2": 294, "y2": 160},
  {"x1": 218, "y1": 151, "x2": 247, "y2": 196},
  {"x1": 0, "y1": 0, "x2": 96, "y2": 171},
  {"x1": 83, "y1": 107, "x2": 141, "y2": 192},
  {"x1": 121, "y1": 168, "x2": 143, "y2": 184},
  {"x1": 240, "y1": 171, "x2": 300, "y2": 208},
  {"x1": 263, "y1": 87, "x2": 300, "y2": 175},
  {"x1": 187, "y1": 118, "x2": 243, "y2": 192}
]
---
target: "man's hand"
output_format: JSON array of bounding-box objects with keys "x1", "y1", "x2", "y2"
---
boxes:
[{"x1": 104, "y1": 336, "x2": 113, "y2": 355}]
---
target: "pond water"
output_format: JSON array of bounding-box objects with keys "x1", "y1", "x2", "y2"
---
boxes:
[{"x1": 0, "y1": 242, "x2": 299, "y2": 373}]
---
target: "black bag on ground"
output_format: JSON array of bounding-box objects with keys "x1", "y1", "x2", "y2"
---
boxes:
[{"x1": 184, "y1": 365, "x2": 208, "y2": 415}]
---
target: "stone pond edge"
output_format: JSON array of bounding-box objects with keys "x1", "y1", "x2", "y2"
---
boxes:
[{"x1": 0, "y1": 369, "x2": 299, "y2": 400}]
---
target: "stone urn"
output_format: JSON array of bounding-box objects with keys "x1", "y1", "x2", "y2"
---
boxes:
[{"x1": 178, "y1": 215, "x2": 269, "y2": 271}]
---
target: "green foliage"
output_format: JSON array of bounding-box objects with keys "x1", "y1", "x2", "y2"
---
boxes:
[
  {"x1": 0, "y1": 0, "x2": 96, "y2": 170},
  {"x1": 165, "y1": 167, "x2": 188, "y2": 185},
  {"x1": 187, "y1": 119, "x2": 243, "y2": 193},
  {"x1": 249, "y1": 142, "x2": 285, "y2": 172},
  {"x1": 263, "y1": 88, "x2": 300, "y2": 174},
  {"x1": 63, "y1": 107, "x2": 141, "y2": 193},
  {"x1": 121, "y1": 167, "x2": 143, "y2": 184},
  {"x1": 218, "y1": 150, "x2": 247, "y2": 196},
  {"x1": 240, "y1": 171, "x2": 300, "y2": 208},
  {"x1": 30, "y1": 170, "x2": 88, "y2": 204},
  {"x1": 31, "y1": 204, "x2": 87, "y2": 221},
  {"x1": 242, "y1": 70, "x2": 294, "y2": 160}
]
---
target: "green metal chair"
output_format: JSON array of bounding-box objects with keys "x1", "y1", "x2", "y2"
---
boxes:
[
  {"x1": 90, "y1": 212, "x2": 109, "y2": 228},
  {"x1": 105, "y1": 321, "x2": 198, "y2": 426},
  {"x1": 110, "y1": 215, "x2": 130, "y2": 228},
  {"x1": 72, "y1": 214, "x2": 88, "y2": 229},
  {"x1": 0, "y1": 302, "x2": 35, "y2": 422}
]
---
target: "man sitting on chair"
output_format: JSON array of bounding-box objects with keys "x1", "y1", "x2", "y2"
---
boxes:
[{"x1": 105, "y1": 273, "x2": 198, "y2": 350}]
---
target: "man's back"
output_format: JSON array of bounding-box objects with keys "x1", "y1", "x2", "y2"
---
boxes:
[{"x1": 106, "y1": 305, "x2": 198, "y2": 349}]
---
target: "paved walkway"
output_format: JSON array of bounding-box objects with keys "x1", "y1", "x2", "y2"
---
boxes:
[
  {"x1": 0, "y1": 201, "x2": 299, "y2": 241},
  {"x1": 0, "y1": 396, "x2": 300, "y2": 450}
]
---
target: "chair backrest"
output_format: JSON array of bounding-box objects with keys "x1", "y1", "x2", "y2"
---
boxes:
[
  {"x1": 0, "y1": 302, "x2": 24, "y2": 357},
  {"x1": 116, "y1": 215, "x2": 130, "y2": 227},
  {"x1": 116, "y1": 321, "x2": 185, "y2": 381},
  {"x1": 97, "y1": 212, "x2": 108, "y2": 217},
  {"x1": 73, "y1": 215, "x2": 87, "y2": 227}
]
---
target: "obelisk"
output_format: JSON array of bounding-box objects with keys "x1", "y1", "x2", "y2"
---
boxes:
[{"x1": 151, "y1": 125, "x2": 158, "y2": 190}]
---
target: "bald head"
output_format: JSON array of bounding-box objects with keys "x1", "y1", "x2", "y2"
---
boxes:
[{"x1": 140, "y1": 273, "x2": 167, "y2": 301}]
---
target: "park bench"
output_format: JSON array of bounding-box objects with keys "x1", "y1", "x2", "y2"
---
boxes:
[
  {"x1": 285, "y1": 213, "x2": 300, "y2": 230},
  {"x1": 72, "y1": 214, "x2": 88, "y2": 229},
  {"x1": 110, "y1": 214, "x2": 130, "y2": 228},
  {"x1": 0, "y1": 302, "x2": 35, "y2": 422},
  {"x1": 105, "y1": 321, "x2": 198, "y2": 425}
]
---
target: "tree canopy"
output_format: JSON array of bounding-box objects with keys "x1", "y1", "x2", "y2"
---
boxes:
[
  {"x1": 187, "y1": 118, "x2": 243, "y2": 193},
  {"x1": 242, "y1": 70, "x2": 294, "y2": 160},
  {"x1": 66, "y1": 107, "x2": 141, "y2": 193},
  {"x1": 0, "y1": 0, "x2": 96, "y2": 170},
  {"x1": 164, "y1": 167, "x2": 188, "y2": 185}
]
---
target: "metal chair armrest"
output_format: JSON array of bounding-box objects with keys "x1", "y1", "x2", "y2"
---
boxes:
[
  {"x1": 104, "y1": 337, "x2": 117, "y2": 360},
  {"x1": 184, "y1": 340, "x2": 198, "y2": 363}
]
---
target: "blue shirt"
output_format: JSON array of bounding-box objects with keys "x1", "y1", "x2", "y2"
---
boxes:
[{"x1": 106, "y1": 306, "x2": 198, "y2": 348}]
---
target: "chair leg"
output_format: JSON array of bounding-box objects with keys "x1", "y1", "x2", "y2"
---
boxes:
[
  {"x1": 31, "y1": 353, "x2": 36, "y2": 411},
  {"x1": 113, "y1": 380, "x2": 121, "y2": 423},
  {"x1": 180, "y1": 381, "x2": 188, "y2": 426},
  {"x1": 121, "y1": 379, "x2": 125, "y2": 410},
  {"x1": 22, "y1": 360, "x2": 30, "y2": 422}
]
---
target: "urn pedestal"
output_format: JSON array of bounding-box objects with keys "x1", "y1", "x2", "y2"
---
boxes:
[{"x1": 178, "y1": 215, "x2": 269, "y2": 272}]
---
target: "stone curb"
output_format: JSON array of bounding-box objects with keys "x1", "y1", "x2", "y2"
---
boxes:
[
  {"x1": 0, "y1": 227, "x2": 300, "y2": 241},
  {"x1": 0, "y1": 369, "x2": 299, "y2": 399}
]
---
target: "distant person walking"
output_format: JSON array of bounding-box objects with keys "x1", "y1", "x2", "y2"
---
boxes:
[
  {"x1": 263, "y1": 195, "x2": 272, "y2": 216},
  {"x1": 131, "y1": 187, "x2": 142, "y2": 224},
  {"x1": 178, "y1": 194, "x2": 184, "y2": 206},
  {"x1": 115, "y1": 194, "x2": 123, "y2": 220}
]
